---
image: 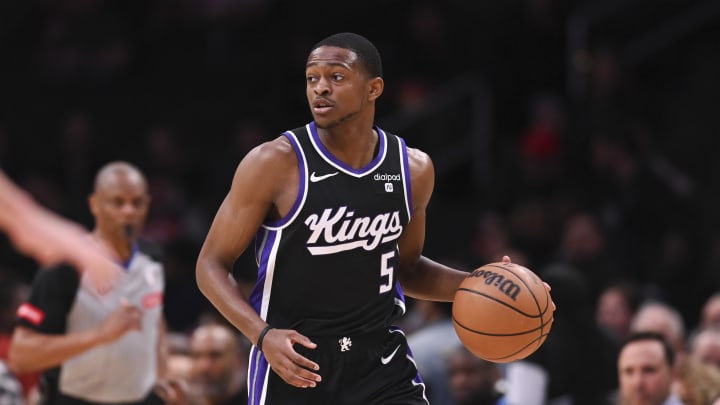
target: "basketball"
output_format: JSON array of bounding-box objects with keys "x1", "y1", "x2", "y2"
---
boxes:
[{"x1": 452, "y1": 262, "x2": 554, "y2": 363}]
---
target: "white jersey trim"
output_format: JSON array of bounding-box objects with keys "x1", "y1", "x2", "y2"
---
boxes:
[{"x1": 308, "y1": 123, "x2": 388, "y2": 177}]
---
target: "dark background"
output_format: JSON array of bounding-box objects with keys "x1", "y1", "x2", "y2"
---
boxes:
[{"x1": 1, "y1": 0, "x2": 719, "y2": 333}]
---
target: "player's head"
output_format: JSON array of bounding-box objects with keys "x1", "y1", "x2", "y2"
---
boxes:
[
  {"x1": 310, "y1": 32, "x2": 383, "y2": 79},
  {"x1": 306, "y1": 32, "x2": 384, "y2": 129},
  {"x1": 89, "y1": 161, "x2": 150, "y2": 243}
]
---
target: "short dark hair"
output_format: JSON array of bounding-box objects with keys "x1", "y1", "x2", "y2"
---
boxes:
[
  {"x1": 311, "y1": 32, "x2": 383, "y2": 78},
  {"x1": 622, "y1": 331, "x2": 676, "y2": 367}
]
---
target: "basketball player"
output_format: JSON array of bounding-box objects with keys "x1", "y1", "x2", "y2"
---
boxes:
[
  {"x1": 0, "y1": 169, "x2": 120, "y2": 292},
  {"x1": 8, "y1": 162, "x2": 172, "y2": 405},
  {"x1": 196, "y1": 32, "x2": 541, "y2": 404}
]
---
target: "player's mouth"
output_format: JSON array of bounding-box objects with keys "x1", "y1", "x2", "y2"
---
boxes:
[{"x1": 312, "y1": 98, "x2": 334, "y2": 113}]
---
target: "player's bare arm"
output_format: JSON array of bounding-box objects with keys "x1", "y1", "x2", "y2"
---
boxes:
[
  {"x1": 196, "y1": 136, "x2": 321, "y2": 388},
  {"x1": 397, "y1": 147, "x2": 470, "y2": 302}
]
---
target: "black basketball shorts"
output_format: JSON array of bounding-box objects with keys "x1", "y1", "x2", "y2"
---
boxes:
[{"x1": 247, "y1": 327, "x2": 429, "y2": 405}]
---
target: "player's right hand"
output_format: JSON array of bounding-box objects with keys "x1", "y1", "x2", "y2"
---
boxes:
[
  {"x1": 96, "y1": 300, "x2": 143, "y2": 343},
  {"x1": 261, "y1": 328, "x2": 322, "y2": 388}
]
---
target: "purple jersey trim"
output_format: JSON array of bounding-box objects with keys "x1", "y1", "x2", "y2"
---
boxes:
[{"x1": 263, "y1": 131, "x2": 307, "y2": 229}]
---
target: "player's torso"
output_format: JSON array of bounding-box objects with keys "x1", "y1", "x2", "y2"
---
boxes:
[{"x1": 251, "y1": 122, "x2": 412, "y2": 337}]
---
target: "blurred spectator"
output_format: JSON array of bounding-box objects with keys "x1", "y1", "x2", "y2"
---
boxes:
[
  {"x1": 672, "y1": 358, "x2": 720, "y2": 405},
  {"x1": 700, "y1": 293, "x2": 720, "y2": 329},
  {"x1": 507, "y1": 198, "x2": 555, "y2": 267},
  {"x1": 616, "y1": 331, "x2": 682, "y2": 405},
  {"x1": 470, "y1": 212, "x2": 530, "y2": 267},
  {"x1": 552, "y1": 211, "x2": 623, "y2": 302},
  {"x1": 630, "y1": 300, "x2": 688, "y2": 368},
  {"x1": 689, "y1": 326, "x2": 720, "y2": 370},
  {"x1": 446, "y1": 345, "x2": 506, "y2": 405},
  {"x1": 595, "y1": 279, "x2": 645, "y2": 344},
  {"x1": 189, "y1": 323, "x2": 248, "y2": 405}
]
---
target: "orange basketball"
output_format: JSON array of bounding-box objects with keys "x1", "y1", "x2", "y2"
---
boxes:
[{"x1": 452, "y1": 262, "x2": 554, "y2": 363}]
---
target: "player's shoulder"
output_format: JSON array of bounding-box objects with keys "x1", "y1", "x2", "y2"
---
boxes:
[
  {"x1": 242, "y1": 134, "x2": 297, "y2": 169},
  {"x1": 405, "y1": 146, "x2": 434, "y2": 178}
]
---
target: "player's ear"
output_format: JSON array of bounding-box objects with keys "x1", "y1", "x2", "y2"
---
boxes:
[{"x1": 368, "y1": 77, "x2": 384, "y2": 101}]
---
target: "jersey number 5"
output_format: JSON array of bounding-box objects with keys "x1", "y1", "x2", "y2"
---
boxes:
[{"x1": 379, "y1": 251, "x2": 395, "y2": 294}]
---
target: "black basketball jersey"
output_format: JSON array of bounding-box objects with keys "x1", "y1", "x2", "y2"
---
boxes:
[{"x1": 248, "y1": 121, "x2": 413, "y2": 337}]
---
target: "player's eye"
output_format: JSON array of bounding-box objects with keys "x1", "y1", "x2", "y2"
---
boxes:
[{"x1": 332, "y1": 73, "x2": 344, "y2": 81}]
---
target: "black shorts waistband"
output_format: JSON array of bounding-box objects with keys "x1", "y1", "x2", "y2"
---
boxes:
[{"x1": 306, "y1": 328, "x2": 390, "y2": 350}]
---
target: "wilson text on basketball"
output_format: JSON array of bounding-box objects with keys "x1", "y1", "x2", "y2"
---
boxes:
[{"x1": 468, "y1": 269, "x2": 521, "y2": 301}]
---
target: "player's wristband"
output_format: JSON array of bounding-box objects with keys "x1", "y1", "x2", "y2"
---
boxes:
[{"x1": 257, "y1": 325, "x2": 275, "y2": 352}]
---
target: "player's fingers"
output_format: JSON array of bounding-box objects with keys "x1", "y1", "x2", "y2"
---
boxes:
[
  {"x1": 289, "y1": 349, "x2": 320, "y2": 373},
  {"x1": 291, "y1": 333, "x2": 318, "y2": 350},
  {"x1": 543, "y1": 282, "x2": 557, "y2": 311},
  {"x1": 502, "y1": 255, "x2": 512, "y2": 264},
  {"x1": 278, "y1": 366, "x2": 321, "y2": 388}
]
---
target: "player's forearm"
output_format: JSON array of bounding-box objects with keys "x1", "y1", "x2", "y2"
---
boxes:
[
  {"x1": 399, "y1": 255, "x2": 468, "y2": 301},
  {"x1": 8, "y1": 327, "x2": 106, "y2": 373},
  {"x1": 196, "y1": 257, "x2": 267, "y2": 344}
]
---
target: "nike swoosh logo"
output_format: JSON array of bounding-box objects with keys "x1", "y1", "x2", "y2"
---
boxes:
[
  {"x1": 380, "y1": 344, "x2": 401, "y2": 365},
  {"x1": 310, "y1": 171, "x2": 339, "y2": 182}
]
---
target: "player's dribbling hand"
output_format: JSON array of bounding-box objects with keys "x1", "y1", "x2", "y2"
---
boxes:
[
  {"x1": 261, "y1": 328, "x2": 322, "y2": 388},
  {"x1": 502, "y1": 254, "x2": 556, "y2": 311}
]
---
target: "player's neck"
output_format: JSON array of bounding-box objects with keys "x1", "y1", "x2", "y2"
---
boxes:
[{"x1": 317, "y1": 125, "x2": 379, "y2": 170}]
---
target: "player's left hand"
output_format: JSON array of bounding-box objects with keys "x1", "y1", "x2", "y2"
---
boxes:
[
  {"x1": 502, "y1": 255, "x2": 556, "y2": 311},
  {"x1": 261, "y1": 328, "x2": 322, "y2": 388}
]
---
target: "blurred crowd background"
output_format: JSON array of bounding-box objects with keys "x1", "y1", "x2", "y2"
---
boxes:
[{"x1": 1, "y1": 0, "x2": 719, "y2": 364}]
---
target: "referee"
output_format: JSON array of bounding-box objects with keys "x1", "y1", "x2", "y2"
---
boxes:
[{"x1": 8, "y1": 162, "x2": 171, "y2": 405}]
